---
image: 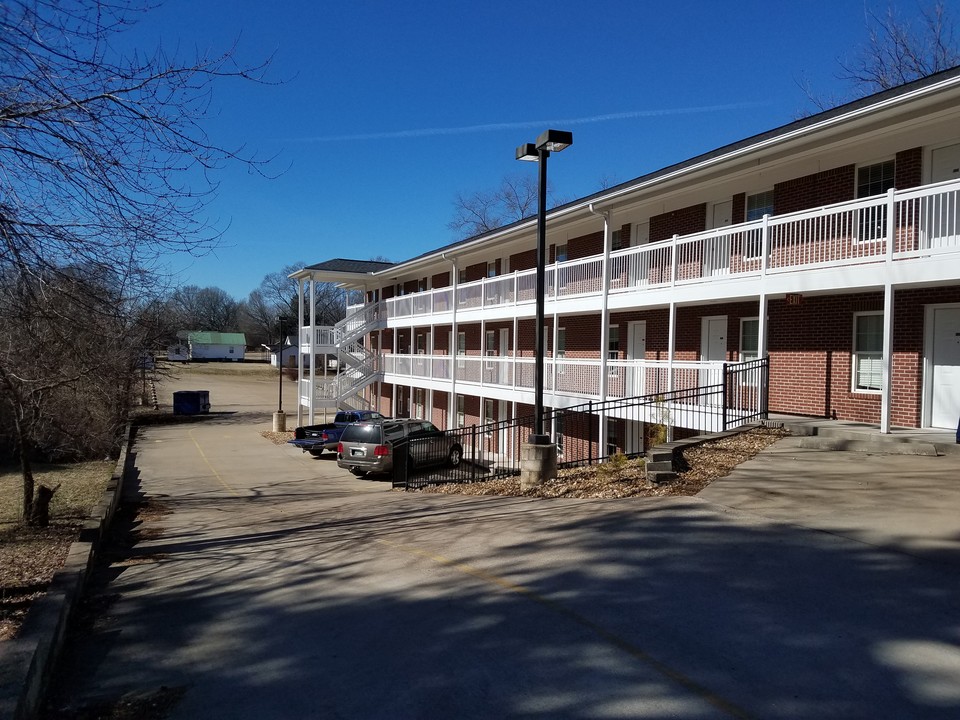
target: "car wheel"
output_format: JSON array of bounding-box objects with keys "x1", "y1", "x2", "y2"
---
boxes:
[
  {"x1": 448, "y1": 445, "x2": 462, "y2": 468},
  {"x1": 308, "y1": 448, "x2": 324, "y2": 457},
  {"x1": 350, "y1": 468, "x2": 367, "y2": 477}
]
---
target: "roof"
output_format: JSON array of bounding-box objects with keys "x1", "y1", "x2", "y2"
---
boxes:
[
  {"x1": 304, "y1": 258, "x2": 395, "y2": 273},
  {"x1": 302, "y1": 65, "x2": 960, "y2": 280},
  {"x1": 187, "y1": 332, "x2": 247, "y2": 346}
]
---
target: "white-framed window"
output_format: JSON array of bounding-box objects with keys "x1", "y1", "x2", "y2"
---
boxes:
[
  {"x1": 857, "y1": 160, "x2": 895, "y2": 241},
  {"x1": 746, "y1": 190, "x2": 774, "y2": 221},
  {"x1": 457, "y1": 268, "x2": 467, "y2": 284},
  {"x1": 414, "y1": 388, "x2": 425, "y2": 419},
  {"x1": 456, "y1": 394, "x2": 465, "y2": 428},
  {"x1": 457, "y1": 331, "x2": 466, "y2": 370},
  {"x1": 485, "y1": 329, "x2": 496, "y2": 374},
  {"x1": 745, "y1": 191, "x2": 773, "y2": 258},
  {"x1": 555, "y1": 244, "x2": 568, "y2": 263},
  {"x1": 487, "y1": 261, "x2": 497, "y2": 278},
  {"x1": 740, "y1": 318, "x2": 759, "y2": 362},
  {"x1": 484, "y1": 398, "x2": 495, "y2": 436},
  {"x1": 853, "y1": 312, "x2": 884, "y2": 392},
  {"x1": 607, "y1": 325, "x2": 620, "y2": 360},
  {"x1": 556, "y1": 327, "x2": 566, "y2": 358}
]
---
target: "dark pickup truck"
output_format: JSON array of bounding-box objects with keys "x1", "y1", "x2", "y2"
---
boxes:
[{"x1": 288, "y1": 410, "x2": 388, "y2": 456}]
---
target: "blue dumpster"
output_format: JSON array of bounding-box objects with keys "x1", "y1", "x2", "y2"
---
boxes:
[{"x1": 173, "y1": 390, "x2": 211, "y2": 415}]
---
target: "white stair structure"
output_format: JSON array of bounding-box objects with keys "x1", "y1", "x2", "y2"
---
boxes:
[{"x1": 297, "y1": 302, "x2": 385, "y2": 419}]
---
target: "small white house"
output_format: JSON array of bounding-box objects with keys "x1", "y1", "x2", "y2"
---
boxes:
[
  {"x1": 168, "y1": 331, "x2": 246, "y2": 362},
  {"x1": 269, "y1": 336, "x2": 299, "y2": 368}
]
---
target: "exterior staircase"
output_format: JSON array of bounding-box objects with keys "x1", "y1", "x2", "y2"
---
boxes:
[{"x1": 306, "y1": 302, "x2": 386, "y2": 411}]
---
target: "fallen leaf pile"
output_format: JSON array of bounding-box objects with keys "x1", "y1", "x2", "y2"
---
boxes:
[
  {"x1": 414, "y1": 426, "x2": 789, "y2": 499},
  {"x1": 0, "y1": 525, "x2": 80, "y2": 640}
]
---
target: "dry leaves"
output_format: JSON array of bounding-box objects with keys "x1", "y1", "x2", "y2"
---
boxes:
[{"x1": 416, "y1": 426, "x2": 789, "y2": 499}]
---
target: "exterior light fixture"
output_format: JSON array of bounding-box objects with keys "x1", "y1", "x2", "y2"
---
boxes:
[{"x1": 515, "y1": 129, "x2": 573, "y2": 444}]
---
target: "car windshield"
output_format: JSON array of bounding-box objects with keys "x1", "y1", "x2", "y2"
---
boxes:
[{"x1": 340, "y1": 423, "x2": 383, "y2": 443}]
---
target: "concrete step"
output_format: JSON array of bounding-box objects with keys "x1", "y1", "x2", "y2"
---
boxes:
[{"x1": 645, "y1": 460, "x2": 674, "y2": 473}]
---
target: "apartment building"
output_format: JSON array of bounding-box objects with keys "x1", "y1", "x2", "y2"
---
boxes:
[{"x1": 293, "y1": 67, "x2": 960, "y2": 457}]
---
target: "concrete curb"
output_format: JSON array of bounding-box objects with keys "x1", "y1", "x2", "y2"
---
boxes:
[
  {"x1": 645, "y1": 424, "x2": 763, "y2": 483},
  {"x1": 0, "y1": 424, "x2": 135, "y2": 720}
]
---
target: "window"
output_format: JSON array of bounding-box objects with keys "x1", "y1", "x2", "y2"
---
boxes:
[
  {"x1": 746, "y1": 191, "x2": 774, "y2": 221},
  {"x1": 556, "y1": 327, "x2": 566, "y2": 359},
  {"x1": 555, "y1": 244, "x2": 568, "y2": 263},
  {"x1": 457, "y1": 331, "x2": 466, "y2": 370},
  {"x1": 487, "y1": 261, "x2": 497, "y2": 278},
  {"x1": 458, "y1": 268, "x2": 467, "y2": 284},
  {"x1": 485, "y1": 330, "x2": 496, "y2": 356},
  {"x1": 857, "y1": 160, "x2": 895, "y2": 241},
  {"x1": 484, "y1": 399, "x2": 495, "y2": 435},
  {"x1": 555, "y1": 413, "x2": 564, "y2": 455},
  {"x1": 740, "y1": 318, "x2": 759, "y2": 362},
  {"x1": 744, "y1": 191, "x2": 774, "y2": 258},
  {"x1": 414, "y1": 388, "x2": 425, "y2": 419},
  {"x1": 607, "y1": 326, "x2": 620, "y2": 360},
  {"x1": 456, "y1": 394, "x2": 465, "y2": 428},
  {"x1": 853, "y1": 313, "x2": 884, "y2": 391}
]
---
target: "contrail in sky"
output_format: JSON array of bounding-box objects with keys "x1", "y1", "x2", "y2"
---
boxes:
[{"x1": 282, "y1": 102, "x2": 767, "y2": 143}]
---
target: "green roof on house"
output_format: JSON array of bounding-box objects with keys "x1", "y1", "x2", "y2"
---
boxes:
[{"x1": 187, "y1": 332, "x2": 247, "y2": 346}]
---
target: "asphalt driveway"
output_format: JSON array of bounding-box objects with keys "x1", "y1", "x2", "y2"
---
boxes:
[{"x1": 45, "y1": 364, "x2": 960, "y2": 719}]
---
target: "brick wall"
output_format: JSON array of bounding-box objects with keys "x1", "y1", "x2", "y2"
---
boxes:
[
  {"x1": 432, "y1": 271, "x2": 451, "y2": 288},
  {"x1": 650, "y1": 203, "x2": 707, "y2": 242},
  {"x1": 895, "y1": 147, "x2": 922, "y2": 189},
  {"x1": 774, "y1": 165, "x2": 855, "y2": 214}
]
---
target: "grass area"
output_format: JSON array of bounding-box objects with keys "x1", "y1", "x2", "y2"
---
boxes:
[
  {"x1": 1, "y1": 460, "x2": 114, "y2": 640},
  {"x1": 158, "y1": 360, "x2": 276, "y2": 377}
]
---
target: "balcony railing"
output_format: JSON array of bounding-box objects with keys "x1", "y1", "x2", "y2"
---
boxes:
[
  {"x1": 380, "y1": 352, "x2": 733, "y2": 401},
  {"x1": 378, "y1": 179, "x2": 960, "y2": 321}
]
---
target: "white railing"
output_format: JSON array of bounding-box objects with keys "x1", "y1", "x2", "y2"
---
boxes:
[
  {"x1": 380, "y1": 352, "x2": 728, "y2": 401},
  {"x1": 376, "y1": 180, "x2": 960, "y2": 321}
]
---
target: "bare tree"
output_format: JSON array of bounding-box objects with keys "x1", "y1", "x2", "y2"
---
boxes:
[
  {"x1": 167, "y1": 285, "x2": 242, "y2": 331},
  {"x1": 0, "y1": 268, "x2": 143, "y2": 522},
  {"x1": 801, "y1": 1, "x2": 960, "y2": 111},
  {"x1": 448, "y1": 173, "x2": 563, "y2": 239},
  {"x1": 0, "y1": 0, "x2": 270, "y2": 283},
  {"x1": 0, "y1": 0, "x2": 271, "y2": 522}
]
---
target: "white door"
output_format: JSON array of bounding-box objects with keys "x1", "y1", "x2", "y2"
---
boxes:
[
  {"x1": 498, "y1": 400, "x2": 509, "y2": 458},
  {"x1": 701, "y1": 316, "x2": 727, "y2": 390},
  {"x1": 705, "y1": 201, "x2": 732, "y2": 276},
  {"x1": 924, "y1": 143, "x2": 960, "y2": 248},
  {"x1": 929, "y1": 306, "x2": 960, "y2": 428},
  {"x1": 627, "y1": 321, "x2": 647, "y2": 396}
]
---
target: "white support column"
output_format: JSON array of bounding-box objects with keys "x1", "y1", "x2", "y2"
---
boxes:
[
  {"x1": 881, "y1": 283, "x2": 894, "y2": 433},
  {"x1": 594, "y1": 205, "x2": 612, "y2": 456},
  {"x1": 450, "y1": 258, "x2": 459, "y2": 421},
  {"x1": 309, "y1": 277, "x2": 316, "y2": 424},
  {"x1": 298, "y1": 277, "x2": 306, "y2": 426},
  {"x1": 667, "y1": 301, "x2": 677, "y2": 443}
]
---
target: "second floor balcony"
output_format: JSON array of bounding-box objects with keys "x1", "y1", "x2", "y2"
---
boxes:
[{"x1": 377, "y1": 179, "x2": 960, "y2": 325}]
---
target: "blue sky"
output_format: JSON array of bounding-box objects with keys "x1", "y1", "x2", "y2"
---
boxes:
[{"x1": 127, "y1": 0, "x2": 960, "y2": 299}]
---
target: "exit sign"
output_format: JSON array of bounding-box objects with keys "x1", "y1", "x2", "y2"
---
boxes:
[{"x1": 786, "y1": 293, "x2": 803, "y2": 306}]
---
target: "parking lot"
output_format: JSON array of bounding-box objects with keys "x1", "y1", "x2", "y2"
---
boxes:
[{"x1": 46, "y1": 362, "x2": 960, "y2": 719}]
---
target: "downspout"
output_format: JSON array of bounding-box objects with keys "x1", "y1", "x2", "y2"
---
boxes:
[
  {"x1": 444, "y1": 253, "x2": 459, "y2": 427},
  {"x1": 589, "y1": 202, "x2": 612, "y2": 457}
]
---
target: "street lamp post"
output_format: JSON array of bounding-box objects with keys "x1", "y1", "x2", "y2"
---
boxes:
[
  {"x1": 516, "y1": 129, "x2": 573, "y2": 444},
  {"x1": 274, "y1": 315, "x2": 291, "y2": 432}
]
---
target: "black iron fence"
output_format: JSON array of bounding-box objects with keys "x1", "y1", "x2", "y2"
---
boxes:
[{"x1": 392, "y1": 357, "x2": 768, "y2": 490}]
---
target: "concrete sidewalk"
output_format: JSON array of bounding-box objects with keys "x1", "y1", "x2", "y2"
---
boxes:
[{"x1": 40, "y1": 365, "x2": 960, "y2": 720}]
